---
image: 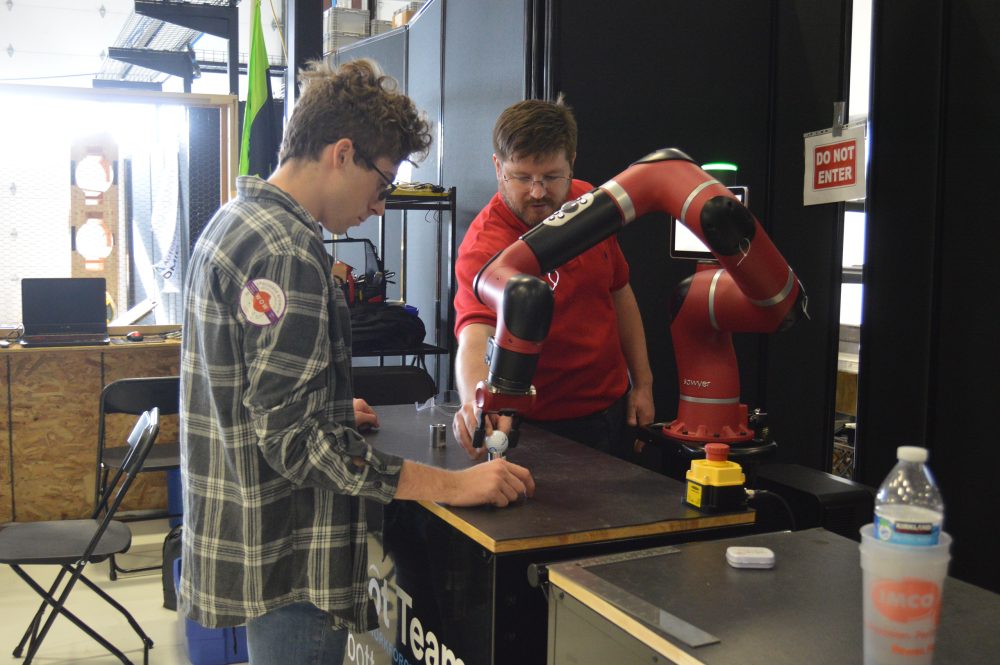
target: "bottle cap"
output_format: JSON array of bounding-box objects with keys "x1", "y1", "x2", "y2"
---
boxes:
[
  {"x1": 896, "y1": 445, "x2": 928, "y2": 463},
  {"x1": 705, "y1": 443, "x2": 730, "y2": 462}
]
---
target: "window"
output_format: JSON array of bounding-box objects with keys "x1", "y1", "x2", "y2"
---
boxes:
[{"x1": 0, "y1": 84, "x2": 236, "y2": 327}]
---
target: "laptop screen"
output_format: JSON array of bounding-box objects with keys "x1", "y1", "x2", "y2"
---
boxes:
[{"x1": 21, "y1": 277, "x2": 108, "y2": 335}]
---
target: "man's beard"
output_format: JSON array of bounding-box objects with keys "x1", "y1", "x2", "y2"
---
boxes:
[{"x1": 500, "y1": 190, "x2": 559, "y2": 227}]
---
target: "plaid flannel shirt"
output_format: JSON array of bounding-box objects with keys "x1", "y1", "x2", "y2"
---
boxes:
[{"x1": 178, "y1": 176, "x2": 402, "y2": 630}]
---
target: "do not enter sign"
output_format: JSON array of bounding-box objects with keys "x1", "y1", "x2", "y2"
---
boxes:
[
  {"x1": 803, "y1": 123, "x2": 866, "y2": 205},
  {"x1": 814, "y1": 140, "x2": 857, "y2": 188}
]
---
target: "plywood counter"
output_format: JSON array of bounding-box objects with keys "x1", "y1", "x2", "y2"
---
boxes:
[{"x1": 0, "y1": 339, "x2": 180, "y2": 523}]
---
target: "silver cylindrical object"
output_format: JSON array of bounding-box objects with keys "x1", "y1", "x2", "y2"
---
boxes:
[{"x1": 430, "y1": 423, "x2": 447, "y2": 448}]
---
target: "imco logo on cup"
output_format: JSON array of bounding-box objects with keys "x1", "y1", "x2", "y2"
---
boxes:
[{"x1": 872, "y1": 578, "x2": 941, "y2": 623}]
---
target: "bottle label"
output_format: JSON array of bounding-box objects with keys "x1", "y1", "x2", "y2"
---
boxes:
[{"x1": 874, "y1": 514, "x2": 941, "y2": 546}]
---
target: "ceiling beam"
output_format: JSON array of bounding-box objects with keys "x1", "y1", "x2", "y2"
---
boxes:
[{"x1": 107, "y1": 47, "x2": 200, "y2": 92}]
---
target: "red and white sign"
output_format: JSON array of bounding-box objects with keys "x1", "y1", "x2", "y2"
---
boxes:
[
  {"x1": 814, "y1": 140, "x2": 858, "y2": 188},
  {"x1": 803, "y1": 123, "x2": 866, "y2": 205}
]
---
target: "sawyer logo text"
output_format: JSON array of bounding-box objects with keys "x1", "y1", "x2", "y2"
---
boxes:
[{"x1": 683, "y1": 378, "x2": 711, "y2": 388}]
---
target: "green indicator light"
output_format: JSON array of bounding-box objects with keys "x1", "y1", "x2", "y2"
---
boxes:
[{"x1": 701, "y1": 162, "x2": 738, "y2": 172}]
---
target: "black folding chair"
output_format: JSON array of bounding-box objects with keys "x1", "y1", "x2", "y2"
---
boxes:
[
  {"x1": 95, "y1": 376, "x2": 180, "y2": 579},
  {"x1": 0, "y1": 408, "x2": 160, "y2": 665}
]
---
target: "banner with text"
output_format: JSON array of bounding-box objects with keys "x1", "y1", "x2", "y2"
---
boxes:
[{"x1": 803, "y1": 123, "x2": 866, "y2": 205}]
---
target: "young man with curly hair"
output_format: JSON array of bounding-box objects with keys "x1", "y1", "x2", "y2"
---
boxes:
[{"x1": 179, "y1": 59, "x2": 534, "y2": 665}]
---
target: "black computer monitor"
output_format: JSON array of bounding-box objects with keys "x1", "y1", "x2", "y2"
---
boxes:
[{"x1": 669, "y1": 186, "x2": 748, "y2": 260}]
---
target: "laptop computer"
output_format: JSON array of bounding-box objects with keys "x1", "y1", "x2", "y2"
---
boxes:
[{"x1": 19, "y1": 277, "x2": 111, "y2": 347}]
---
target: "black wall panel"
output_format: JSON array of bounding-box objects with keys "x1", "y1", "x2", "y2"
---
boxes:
[
  {"x1": 550, "y1": 0, "x2": 847, "y2": 469},
  {"x1": 861, "y1": 0, "x2": 1000, "y2": 592},
  {"x1": 931, "y1": 0, "x2": 1000, "y2": 593},
  {"x1": 762, "y1": 1, "x2": 850, "y2": 471},
  {"x1": 550, "y1": 1, "x2": 773, "y2": 434}
]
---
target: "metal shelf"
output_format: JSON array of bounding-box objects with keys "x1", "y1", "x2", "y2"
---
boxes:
[{"x1": 340, "y1": 187, "x2": 457, "y2": 389}]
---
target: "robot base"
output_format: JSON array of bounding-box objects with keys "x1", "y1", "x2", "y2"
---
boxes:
[{"x1": 636, "y1": 422, "x2": 777, "y2": 483}]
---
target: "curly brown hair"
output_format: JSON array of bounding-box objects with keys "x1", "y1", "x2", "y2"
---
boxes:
[
  {"x1": 492, "y1": 94, "x2": 577, "y2": 163},
  {"x1": 278, "y1": 58, "x2": 431, "y2": 167}
]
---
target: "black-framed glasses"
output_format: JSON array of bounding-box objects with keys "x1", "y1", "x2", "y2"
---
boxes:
[
  {"x1": 501, "y1": 172, "x2": 573, "y2": 190},
  {"x1": 356, "y1": 149, "x2": 397, "y2": 201}
]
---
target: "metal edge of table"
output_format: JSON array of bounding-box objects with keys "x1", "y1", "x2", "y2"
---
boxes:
[{"x1": 548, "y1": 564, "x2": 707, "y2": 665}]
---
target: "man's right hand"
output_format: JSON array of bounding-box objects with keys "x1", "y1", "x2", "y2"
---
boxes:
[
  {"x1": 453, "y1": 404, "x2": 516, "y2": 459},
  {"x1": 453, "y1": 401, "x2": 489, "y2": 459},
  {"x1": 448, "y1": 458, "x2": 535, "y2": 507}
]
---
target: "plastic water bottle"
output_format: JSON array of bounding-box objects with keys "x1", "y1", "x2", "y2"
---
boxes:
[{"x1": 874, "y1": 446, "x2": 944, "y2": 546}]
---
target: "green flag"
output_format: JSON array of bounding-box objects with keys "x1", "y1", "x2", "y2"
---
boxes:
[{"x1": 239, "y1": 0, "x2": 279, "y2": 177}]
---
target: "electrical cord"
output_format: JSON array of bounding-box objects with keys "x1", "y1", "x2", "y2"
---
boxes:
[{"x1": 746, "y1": 489, "x2": 798, "y2": 532}]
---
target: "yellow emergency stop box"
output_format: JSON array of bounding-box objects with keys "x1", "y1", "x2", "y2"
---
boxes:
[{"x1": 685, "y1": 443, "x2": 747, "y2": 512}]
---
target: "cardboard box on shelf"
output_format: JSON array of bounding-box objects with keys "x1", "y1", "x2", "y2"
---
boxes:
[
  {"x1": 371, "y1": 19, "x2": 393, "y2": 36},
  {"x1": 391, "y1": 2, "x2": 424, "y2": 28},
  {"x1": 391, "y1": 8, "x2": 414, "y2": 28},
  {"x1": 324, "y1": 7, "x2": 369, "y2": 37}
]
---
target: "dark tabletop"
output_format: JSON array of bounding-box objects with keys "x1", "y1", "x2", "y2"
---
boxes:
[
  {"x1": 547, "y1": 528, "x2": 1000, "y2": 665},
  {"x1": 366, "y1": 404, "x2": 754, "y2": 553}
]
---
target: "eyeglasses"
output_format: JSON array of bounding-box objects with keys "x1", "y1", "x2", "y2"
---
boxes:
[
  {"x1": 356, "y1": 149, "x2": 397, "y2": 201},
  {"x1": 501, "y1": 172, "x2": 573, "y2": 190}
]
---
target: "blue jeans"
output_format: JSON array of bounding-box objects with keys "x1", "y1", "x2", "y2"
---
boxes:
[{"x1": 246, "y1": 602, "x2": 347, "y2": 665}]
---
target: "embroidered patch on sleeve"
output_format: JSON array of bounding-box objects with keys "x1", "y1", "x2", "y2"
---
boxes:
[{"x1": 240, "y1": 279, "x2": 287, "y2": 326}]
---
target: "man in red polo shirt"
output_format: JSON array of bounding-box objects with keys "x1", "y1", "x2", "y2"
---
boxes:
[{"x1": 452, "y1": 96, "x2": 654, "y2": 459}]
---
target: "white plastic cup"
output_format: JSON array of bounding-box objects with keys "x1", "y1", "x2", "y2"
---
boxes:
[{"x1": 859, "y1": 523, "x2": 951, "y2": 665}]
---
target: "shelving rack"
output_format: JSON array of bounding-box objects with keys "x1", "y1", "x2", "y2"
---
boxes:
[{"x1": 330, "y1": 186, "x2": 456, "y2": 391}]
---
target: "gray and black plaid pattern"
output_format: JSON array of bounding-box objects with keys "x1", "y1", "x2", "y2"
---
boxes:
[{"x1": 178, "y1": 177, "x2": 402, "y2": 631}]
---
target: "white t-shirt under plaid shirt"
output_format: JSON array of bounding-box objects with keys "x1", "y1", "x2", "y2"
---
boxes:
[{"x1": 178, "y1": 176, "x2": 402, "y2": 630}]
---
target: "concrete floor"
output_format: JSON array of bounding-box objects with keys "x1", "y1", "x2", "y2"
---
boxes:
[{"x1": 0, "y1": 519, "x2": 193, "y2": 665}]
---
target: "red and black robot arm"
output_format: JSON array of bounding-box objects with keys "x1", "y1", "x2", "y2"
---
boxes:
[{"x1": 471, "y1": 148, "x2": 807, "y2": 450}]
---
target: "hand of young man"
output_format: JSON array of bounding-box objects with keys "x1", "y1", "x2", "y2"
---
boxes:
[
  {"x1": 396, "y1": 457, "x2": 535, "y2": 508},
  {"x1": 353, "y1": 398, "x2": 380, "y2": 432},
  {"x1": 448, "y1": 458, "x2": 535, "y2": 508}
]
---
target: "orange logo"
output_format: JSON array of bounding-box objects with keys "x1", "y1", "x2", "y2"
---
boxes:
[
  {"x1": 253, "y1": 291, "x2": 273, "y2": 314},
  {"x1": 872, "y1": 579, "x2": 940, "y2": 623}
]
